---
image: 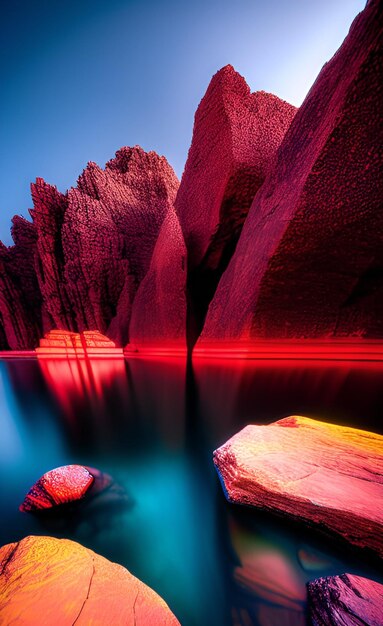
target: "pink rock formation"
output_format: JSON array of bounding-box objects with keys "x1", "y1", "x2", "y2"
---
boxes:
[
  {"x1": 213, "y1": 416, "x2": 383, "y2": 558},
  {"x1": 127, "y1": 208, "x2": 187, "y2": 354},
  {"x1": 307, "y1": 574, "x2": 383, "y2": 626},
  {"x1": 30, "y1": 179, "x2": 72, "y2": 332},
  {"x1": 175, "y1": 65, "x2": 296, "y2": 345},
  {"x1": 198, "y1": 0, "x2": 383, "y2": 349},
  {"x1": 31, "y1": 146, "x2": 179, "y2": 346},
  {"x1": 0, "y1": 217, "x2": 43, "y2": 349},
  {"x1": 0, "y1": 536, "x2": 180, "y2": 625}
]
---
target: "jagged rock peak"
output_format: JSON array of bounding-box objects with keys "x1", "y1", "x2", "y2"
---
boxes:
[{"x1": 176, "y1": 63, "x2": 296, "y2": 347}]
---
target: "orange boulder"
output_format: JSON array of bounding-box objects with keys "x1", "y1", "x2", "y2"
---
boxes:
[{"x1": 0, "y1": 536, "x2": 180, "y2": 625}]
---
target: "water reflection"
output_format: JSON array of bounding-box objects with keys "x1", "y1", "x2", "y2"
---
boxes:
[
  {"x1": 194, "y1": 358, "x2": 383, "y2": 442},
  {"x1": 0, "y1": 355, "x2": 382, "y2": 626},
  {"x1": 223, "y1": 504, "x2": 382, "y2": 626}
]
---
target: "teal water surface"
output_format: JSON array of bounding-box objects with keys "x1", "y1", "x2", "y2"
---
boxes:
[{"x1": 0, "y1": 356, "x2": 382, "y2": 625}]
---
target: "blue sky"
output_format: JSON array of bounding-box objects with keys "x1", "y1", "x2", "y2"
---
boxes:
[{"x1": 1, "y1": 0, "x2": 365, "y2": 244}]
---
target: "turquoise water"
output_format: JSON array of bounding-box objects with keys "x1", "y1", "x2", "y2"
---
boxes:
[{"x1": 0, "y1": 356, "x2": 382, "y2": 625}]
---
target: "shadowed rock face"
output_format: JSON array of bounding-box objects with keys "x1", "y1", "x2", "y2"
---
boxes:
[
  {"x1": 175, "y1": 65, "x2": 296, "y2": 347},
  {"x1": 198, "y1": 0, "x2": 383, "y2": 346},
  {"x1": 307, "y1": 574, "x2": 383, "y2": 626},
  {"x1": 0, "y1": 217, "x2": 44, "y2": 349},
  {"x1": 213, "y1": 416, "x2": 383, "y2": 558},
  {"x1": 31, "y1": 146, "x2": 179, "y2": 347},
  {"x1": 0, "y1": 536, "x2": 180, "y2": 625},
  {"x1": 128, "y1": 207, "x2": 187, "y2": 353}
]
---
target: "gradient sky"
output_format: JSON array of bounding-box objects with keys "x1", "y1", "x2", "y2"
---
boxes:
[{"x1": 1, "y1": 0, "x2": 365, "y2": 244}]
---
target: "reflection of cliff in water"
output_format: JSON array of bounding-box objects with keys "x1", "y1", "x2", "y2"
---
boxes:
[{"x1": 1, "y1": 355, "x2": 383, "y2": 626}]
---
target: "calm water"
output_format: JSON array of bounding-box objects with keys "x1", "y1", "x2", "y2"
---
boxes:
[{"x1": 0, "y1": 356, "x2": 382, "y2": 626}]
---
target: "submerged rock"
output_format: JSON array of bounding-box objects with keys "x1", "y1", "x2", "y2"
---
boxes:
[
  {"x1": 20, "y1": 465, "x2": 113, "y2": 513},
  {"x1": 213, "y1": 416, "x2": 383, "y2": 558},
  {"x1": 307, "y1": 574, "x2": 383, "y2": 626},
  {"x1": 0, "y1": 535, "x2": 180, "y2": 625}
]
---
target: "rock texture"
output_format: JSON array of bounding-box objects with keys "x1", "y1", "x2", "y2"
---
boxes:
[
  {"x1": 0, "y1": 217, "x2": 43, "y2": 349},
  {"x1": 198, "y1": 0, "x2": 383, "y2": 348},
  {"x1": 36, "y1": 330, "x2": 124, "y2": 357},
  {"x1": 19, "y1": 465, "x2": 113, "y2": 513},
  {"x1": 175, "y1": 65, "x2": 296, "y2": 345},
  {"x1": 1, "y1": 0, "x2": 382, "y2": 351},
  {"x1": 0, "y1": 535, "x2": 179, "y2": 624},
  {"x1": 127, "y1": 208, "x2": 187, "y2": 354},
  {"x1": 30, "y1": 146, "x2": 179, "y2": 347},
  {"x1": 307, "y1": 574, "x2": 383, "y2": 626},
  {"x1": 213, "y1": 416, "x2": 383, "y2": 558}
]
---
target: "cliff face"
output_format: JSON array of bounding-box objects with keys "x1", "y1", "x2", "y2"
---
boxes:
[
  {"x1": 0, "y1": 0, "x2": 382, "y2": 352},
  {"x1": 31, "y1": 146, "x2": 179, "y2": 347},
  {"x1": 127, "y1": 207, "x2": 187, "y2": 354},
  {"x1": 198, "y1": 0, "x2": 383, "y2": 347},
  {"x1": 0, "y1": 217, "x2": 43, "y2": 349},
  {"x1": 175, "y1": 65, "x2": 297, "y2": 346}
]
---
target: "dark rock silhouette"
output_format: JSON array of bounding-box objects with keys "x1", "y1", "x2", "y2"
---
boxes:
[
  {"x1": 175, "y1": 65, "x2": 296, "y2": 346},
  {"x1": 198, "y1": 0, "x2": 383, "y2": 349}
]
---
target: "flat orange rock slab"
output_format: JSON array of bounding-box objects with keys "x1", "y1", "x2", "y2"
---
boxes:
[
  {"x1": 213, "y1": 416, "x2": 383, "y2": 557},
  {"x1": 0, "y1": 536, "x2": 180, "y2": 625}
]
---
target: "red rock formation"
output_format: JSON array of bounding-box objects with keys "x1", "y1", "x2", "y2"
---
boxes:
[
  {"x1": 30, "y1": 147, "x2": 179, "y2": 346},
  {"x1": 0, "y1": 536, "x2": 180, "y2": 624},
  {"x1": 19, "y1": 464, "x2": 120, "y2": 514},
  {"x1": 30, "y1": 179, "x2": 72, "y2": 332},
  {"x1": 307, "y1": 574, "x2": 383, "y2": 626},
  {"x1": 175, "y1": 65, "x2": 296, "y2": 345},
  {"x1": 20, "y1": 465, "x2": 95, "y2": 512},
  {"x1": 0, "y1": 216, "x2": 43, "y2": 349},
  {"x1": 213, "y1": 416, "x2": 383, "y2": 558},
  {"x1": 198, "y1": 0, "x2": 383, "y2": 349},
  {"x1": 127, "y1": 207, "x2": 187, "y2": 354}
]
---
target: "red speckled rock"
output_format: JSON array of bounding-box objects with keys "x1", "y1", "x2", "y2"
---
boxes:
[
  {"x1": 307, "y1": 574, "x2": 383, "y2": 626},
  {"x1": 19, "y1": 465, "x2": 112, "y2": 512},
  {"x1": 127, "y1": 207, "x2": 187, "y2": 354},
  {"x1": 30, "y1": 147, "x2": 178, "y2": 346},
  {"x1": 175, "y1": 65, "x2": 296, "y2": 344},
  {"x1": 0, "y1": 536, "x2": 180, "y2": 625},
  {"x1": 0, "y1": 217, "x2": 44, "y2": 349},
  {"x1": 213, "y1": 416, "x2": 383, "y2": 558},
  {"x1": 198, "y1": 0, "x2": 383, "y2": 347}
]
